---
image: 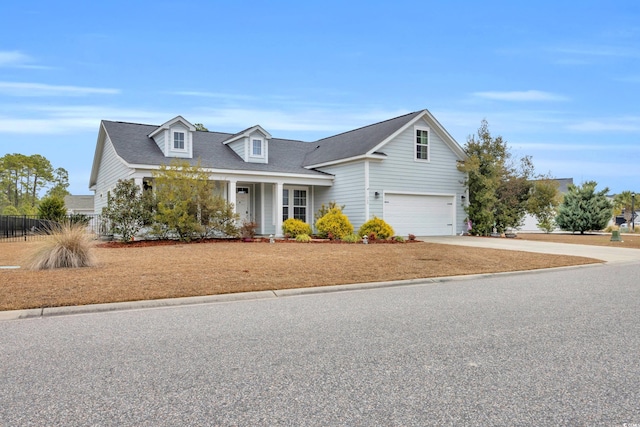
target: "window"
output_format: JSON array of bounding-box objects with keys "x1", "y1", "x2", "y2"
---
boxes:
[
  {"x1": 415, "y1": 128, "x2": 429, "y2": 161},
  {"x1": 282, "y1": 187, "x2": 307, "y2": 222},
  {"x1": 252, "y1": 139, "x2": 263, "y2": 157},
  {"x1": 173, "y1": 132, "x2": 185, "y2": 150}
]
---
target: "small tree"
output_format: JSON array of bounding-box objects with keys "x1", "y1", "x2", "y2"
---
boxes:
[
  {"x1": 527, "y1": 178, "x2": 561, "y2": 233},
  {"x1": 38, "y1": 196, "x2": 66, "y2": 222},
  {"x1": 556, "y1": 181, "x2": 612, "y2": 234},
  {"x1": 314, "y1": 201, "x2": 345, "y2": 223},
  {"x1": 102, "y1": 179, "x2": 147, "y2": 242},
  {"x1": 458, "y1": 120, "x2": 534, "y2": 235}
]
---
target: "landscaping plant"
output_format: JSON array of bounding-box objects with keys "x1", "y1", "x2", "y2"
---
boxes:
[
  {"x1": 27, "y1": 222, "x2": 96, "y2": 270},
  {"x1": 358, "y1": 217, "x2": 395, "y2": 240},
  {"x1": 295, "y1": 233, "x2": 312, "y2": 243},
  {"x1": 315, "y1": 206, "x2": 353, "y2": 240},
  {"x1": 282, "y1": 218, "x2": 312, "y2": 237}
]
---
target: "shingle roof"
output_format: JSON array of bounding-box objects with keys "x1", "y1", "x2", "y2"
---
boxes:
[
  {"x1": 100, "y1": 110, "x2": 442, "y2": 175},
  {"x1": 303, "y1": 111, "x2": 423, "y2": 166},
  {"x1": 102, "y1": 120, "x2": 327, "y2": 176}
]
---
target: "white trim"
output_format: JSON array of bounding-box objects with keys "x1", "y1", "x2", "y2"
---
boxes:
[
  {"x1": 222, "y1": 125, "x2": 272, "y2": 145},
  {"x1": 148, "y1": 115, "x2": 195, "y2": 138},
  {"x1": 282, "y1": 185, "x2": 310, "y2": 224},
  {"x1": 364, "y1": 160, "x2": 370, "y2": 220},
  {"x1": 414, "y1": 125, "x2": 430, "y2": 163},
  {"x1": 249, "y1": 137, "x2": 265, "y2": 159},
  {"x1": 275, "y1": 182, "x2": 284, "y2": 237},
  {"x1": 172, "y1": 130, "x2": 188, "y2": 152},
  {"x1": 124, "y1": 163, "x2": 334, "y2": 185},
  {"x1": 305, "y1": 153, "x2": 386, "y2": 169},
  {"x1": 260, "y1": 183, "x2": 265, "y2": 235}
]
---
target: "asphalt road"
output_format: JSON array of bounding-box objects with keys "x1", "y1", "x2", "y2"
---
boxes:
[{"x1": 2, "y1": 263, "x2": 640, "y2": 426}]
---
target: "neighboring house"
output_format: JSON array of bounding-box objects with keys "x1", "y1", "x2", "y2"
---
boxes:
[
  {"x1": 517, "y1": 178, "x2": 573, "y2": 232},
  {"x1": 64, "y1": 195, "x2": 95, "y2": 215},
  {"x1": 89, "y1": 110, "x2": 469, "y2": 237}
]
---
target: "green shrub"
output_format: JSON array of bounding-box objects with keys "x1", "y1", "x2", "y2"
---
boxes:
[
  {"x1": 315, "y1": 207, "x2": 353, "y2": 240},
  {"x1": 28, "y1": 222, "x2": 96, "y2": 270},
  {"x1": 341, "y1": 233, "x2": 361, "y2": 243},
  {"x1": 38, "y1": 196, "x2": 67, "y2": 222},
  {"x1": 295, "y1": 233, "x2": 312, "y2": 243},
  {"x1": 358, "y1": 217, "x2": 395, "y2": 240},
  {"x1": 393, "y1": 235, "x2": 405, "y2": 242},
  {"x1": 314, "y1": 201, "x2": 346, "y2": 222},
  {"x1": 282, "y1": 218, "x2": 312, "y2": 237}
]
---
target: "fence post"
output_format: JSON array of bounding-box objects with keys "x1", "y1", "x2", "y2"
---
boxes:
[{"x1": 23, "y1": 215, "x2": 27, "y2": 241}]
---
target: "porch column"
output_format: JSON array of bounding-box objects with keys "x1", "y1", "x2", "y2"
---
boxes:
[
  {"x1": 133, "y1": 177, "x2": 143, "y2": 191},
  {"x1": 275, "y1": 182, "x2": 284, "y2": 237},
  {"x1": 228, "y1": 180, "x2": 237, "y2": 219}
]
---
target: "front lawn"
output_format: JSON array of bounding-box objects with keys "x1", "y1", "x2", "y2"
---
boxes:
[{"x1": 0, "y1": 239, "x2": 600, "y2": 311}]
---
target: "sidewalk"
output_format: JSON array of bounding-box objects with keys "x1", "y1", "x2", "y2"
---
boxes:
[{"x1": 419, "y1": 235, "x2": 640, "y2": 264}]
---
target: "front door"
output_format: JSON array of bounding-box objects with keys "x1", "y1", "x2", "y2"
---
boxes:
[{"x1": 236, "y1": 187, "x2": 250, "y2": 223}]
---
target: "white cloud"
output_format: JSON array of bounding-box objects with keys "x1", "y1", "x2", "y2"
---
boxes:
[
  {"x1": 0, "y1": 51, "x2": 50, "y2": 69},
  {"x1": 0, "y1": 105, "x2": 171, "y2": 134},
  {"x1": 167, "y1": 91, "x2": 259, "y2": 101},
  {"x1": 567, "y1": 117, "x2": 640, "y2": 132},
  {"x1": 552, "y1": 46, "x2": 640, "y2": 58},
  {"x1": 473, "y1": 90, "x2": 568, "y2": 102},
  {"x1": 0, "y1": 82, "x2": 120, "y2": 97}
]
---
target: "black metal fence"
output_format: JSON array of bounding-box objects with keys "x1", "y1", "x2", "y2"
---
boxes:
[{"x1": 0, "y1": 214, "x2": 104, "y2": 242}]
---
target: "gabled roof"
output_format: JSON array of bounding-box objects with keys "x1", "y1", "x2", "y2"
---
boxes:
[
  {"x1": 222, "y1": 125, "x2": 272, "y2": 144},
  {"x1": 98, "y1": 120, "x2": 328, "y2": 178},
  {"x1": 148, "y1": 115, "x2": 196, "y2": 138},
  {"x1": 303, "y1": 110, "x2": 467, "y2": 167}
]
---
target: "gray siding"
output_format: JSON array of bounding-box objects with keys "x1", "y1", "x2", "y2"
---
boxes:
[
  {"x1": 227, "y1": 139, "x2": 245, "y2": 160},
  {"x1": 153, "y1": 130, "x2": 166, "y2": 154},
  {"x1": 93, "y1": 135, "x2": 133, "y2": 213},
  {"x1": 369, "y1": 118, "x2": 467, "y2": 233},
  {"x1": 314, "y1": 161, "x2": 366, "y2": 230},
  {"x1": 262, "y1": 184, "x2": 275, "y2": 235}
]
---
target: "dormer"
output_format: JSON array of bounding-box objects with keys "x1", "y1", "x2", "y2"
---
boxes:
[
  {"x1": 222, "y1": 125, "x2": 271, "y2": 164},
  {"x1": 148, "y1": 116, "x2": 196, "y2": 159}
]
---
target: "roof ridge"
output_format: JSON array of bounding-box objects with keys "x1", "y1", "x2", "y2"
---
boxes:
[{"x1": 314, "y1": 110, "x2": 421, "y2": 142}]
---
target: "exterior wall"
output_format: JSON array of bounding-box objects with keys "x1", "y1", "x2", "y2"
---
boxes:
[
  {"x1": 368, "y1": 118, "x2": 467, "y2": 234},
  {"x1": 93, "y1": 135, "x2": 133, "y2": 213},
  {"x1": 314, "y1": 161, "x2": 366, "y2": 229},
  {"x1": 262, "y1": 183, "x2": 276, "y2": 235},
  {"x1": 167, "y1": 123, "x2": 192, "y2": 158},
  {"x1": 247, "y1": 130, "x2": 268, "y2": 164},
  {"x1": 227, "y1": 138, "x2": 245, "y2": 160},
  {"x1": 153, "y1": 130, "x2": 166, "y2": 154}
]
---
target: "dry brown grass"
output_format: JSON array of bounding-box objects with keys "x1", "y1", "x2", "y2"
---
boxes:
[
  {"x1": 516, "y1": 232, "x2": 640, "y2": 249},
  {"x1": 0, "y1": 239, "x2": 600, "y2": 311}
]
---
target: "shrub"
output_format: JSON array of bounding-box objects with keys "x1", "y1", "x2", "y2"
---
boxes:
[
  {"x1": 315, "y1": 207, "x2": 353, "y2": 240},
  {"x1": 341, "y1": 233, "x2": 361, "y2": 243},
  {"x1": 393, "y1": 235, "x2": 405, "y2": 242},
  {"x1": 240, "y1": 221, "x2": 258, "y2": 239},
  {"x1": 358, "y1": 217, "x2": 395, "y2": 240},
  {"x1": 314, "y1": 201, "x2": 346, "y2": 223},
  {"x1": 408, "y1": 234, "x2": 416, "y2": 241},
  {"x1": 295, "y1": 233, "x2": 312, "y2": 243},
  {"x1": 102, "y1": 179, "x2": 147, "y2": 242},
  {"x1": 282, "y1": 218, "x2": 312, "y2": 237},
  {"x1": 38, "y1": 196, "x2": 66, "y2": 222},
  {"x1": 28, "y1": 222, "x2": 96, "y2": 270}
]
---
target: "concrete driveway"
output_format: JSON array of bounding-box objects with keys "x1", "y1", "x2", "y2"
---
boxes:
[{"x1": 420, "y1": 235, "x2": 640, "y2": 264}]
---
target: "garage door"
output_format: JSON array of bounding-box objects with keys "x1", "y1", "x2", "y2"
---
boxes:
[{"x1": 384, "y1": 194, "x2": 455, "y2": 236}]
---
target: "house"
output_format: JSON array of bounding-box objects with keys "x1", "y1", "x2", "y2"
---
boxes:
[
  {"x1": 517, "y1": 178, "x2": 574, "y2": 232},
  {"x1": 89, "y1": 110, "x2": 469, "y2": 237},
  {"x1": 64, "y1": 195, "x2": 95, "y2": 215}
]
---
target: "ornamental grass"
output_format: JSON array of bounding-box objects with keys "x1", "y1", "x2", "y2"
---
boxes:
[{"x1": 27, "y1": 222, "x2": 96, "y2": 270}]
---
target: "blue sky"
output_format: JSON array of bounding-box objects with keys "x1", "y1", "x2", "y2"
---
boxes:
[{"x1": 1, "y1": 0, "x2": 638, "y2": 195}]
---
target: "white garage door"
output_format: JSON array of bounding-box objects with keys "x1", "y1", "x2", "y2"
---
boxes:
[{"x1": 384, "y1": 194, "x2": 455, "y2": 236}]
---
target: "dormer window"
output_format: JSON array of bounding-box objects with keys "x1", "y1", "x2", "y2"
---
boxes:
[
  {"x1": 174, "y1": 132, "x2": 185, "y2": 150},
  {"x1": 251, "y1": 138, "x2": 264, "y2": 158}
]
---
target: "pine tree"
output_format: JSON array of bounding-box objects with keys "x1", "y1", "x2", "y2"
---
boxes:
[{"x1": 556, "y1": 181, "x2": 612, "y2": 234}]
